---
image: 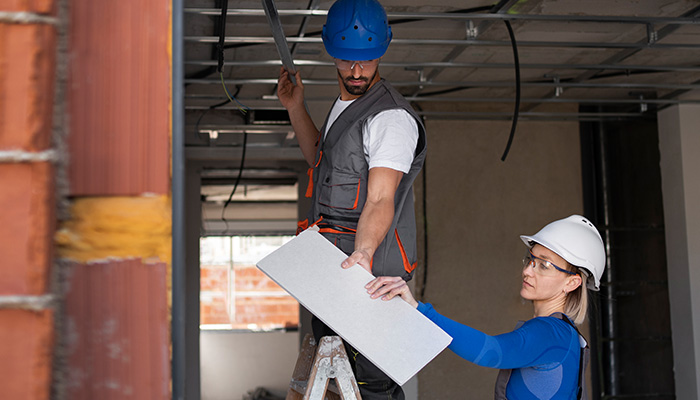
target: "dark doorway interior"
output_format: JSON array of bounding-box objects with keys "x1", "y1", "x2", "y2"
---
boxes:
[{"x1": 580, "y1": 106, "x2": 675, "y2": 400}]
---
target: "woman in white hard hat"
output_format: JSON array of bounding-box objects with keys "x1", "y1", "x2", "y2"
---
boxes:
[{"x1": 366, "y1": 215, "x2": 606, "y2": 400}]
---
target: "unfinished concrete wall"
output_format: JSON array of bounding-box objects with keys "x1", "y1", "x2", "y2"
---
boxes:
[
  {"x1": 0, "y1": 1, "x2": 58, "y2": 398},
  {"x1": 415, "y1": 114, "x2": 583, "y2": 398}
]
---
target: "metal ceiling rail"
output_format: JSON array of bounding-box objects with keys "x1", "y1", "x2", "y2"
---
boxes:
[
  {"x1": 184, "y1": 36, "x2": 700, "y2": 50},
  {"x1": 201, "y1": 168, "x2": 300, "y2": 178},
  {"x1": 184, "y1": 78, "x2": 700, "y2": 90},
  {"x1": 184, "y1": 97, "x2": 700, "y2": 106},
  {"x1": 406, "y1": 97, "x2": 700, "y2": 105},
  {"x1": 186, "y1": 146, "x2": 306, "y2": 162},
  {"x1": 521, "y1": 5, "x2": 700, "y2": 113},
  {"x1": 184, "y1": 59, "x2": 700, "y2": 73},
  {"x1": 184, "y1": 8, "x2": 700, "y2": 25},
  {"x1": 289, "y1": 0, "x2": 319, "y2": 57},
  {"x1": 185, "y1": 112, "x2": 649, "y2": 122},
  {"x1": 414, "y1": 0, "x2": 517, "y2": 98},
  {"x1": 190, "y1": 125, "x2": 292, "y2": 134},
  {"x1": 184, "y1": 111, "x2": 647, "y2": 123},
  {"x1": 189, "y1": 124, "x2": 291, "y2": 131},
  {"x1": 417, "y1": 111, "x2": 648, "y2": 119}
]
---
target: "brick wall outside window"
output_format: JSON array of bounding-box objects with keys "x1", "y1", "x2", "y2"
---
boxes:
[{"x1": 200, "y1": 236, "x2": 299, "y2": 330}]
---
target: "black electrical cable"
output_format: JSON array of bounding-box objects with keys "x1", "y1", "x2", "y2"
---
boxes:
[
  {"x1": 214, "y1": 0, "x2": 249, "y2": 115},
  {"x1": 387, "y1": 6, "x2": 493, "y2": 25},
  {"x1": 216, "y1": 0, "x2": 229, "y2": 73},
  {"x1": 500, "y1": 19, "x2": 520, "y2": 162},
  {"x1": 221, "y1": 131, "x2": 248, "y2": 235},
  {"x1": 416, "y1": 86, "x2": 474, "y2": 97},
  {"x1": 211, "y1": 0, "x2": 250, "y2": 234},
  {"x1": 194, "y1": 99, "x2": 229, "y2": 137},
  {"x1": 193, "y1": 85, "x2": 242, "y2": 139},
  {"x1": 185, "y1": 0, "x2": 228, "y2": 85}
]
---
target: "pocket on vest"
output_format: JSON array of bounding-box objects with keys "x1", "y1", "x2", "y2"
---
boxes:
[{"x1": 318, "y1": 171, "x2": 362, "y2": 210}]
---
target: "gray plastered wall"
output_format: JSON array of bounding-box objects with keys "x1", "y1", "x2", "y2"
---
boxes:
[{"x1": 415, "y1": 108, "x2": 584, "y2": 399}]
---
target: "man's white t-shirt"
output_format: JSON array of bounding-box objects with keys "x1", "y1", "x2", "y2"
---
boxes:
[{"x1": 324, "y1": 97, "x2": 419, "y2": 174}]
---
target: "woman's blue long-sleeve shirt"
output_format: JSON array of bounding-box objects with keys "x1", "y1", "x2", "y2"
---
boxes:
[{"x1": 418, "y1": 302, "x2": 581, "y2": 400}]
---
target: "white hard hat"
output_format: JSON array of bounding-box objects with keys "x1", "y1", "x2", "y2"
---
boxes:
[{"x1": 520, "y1": 215, "x2": 606, "y2": 290}]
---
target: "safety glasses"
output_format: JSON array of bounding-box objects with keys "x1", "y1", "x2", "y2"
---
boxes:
[
  {"x1": 334, "y1": 58, "x2": 380, "y2": 71},
  {"x1": 523, "y1": 250, "x2": 576, "y2": 277}
]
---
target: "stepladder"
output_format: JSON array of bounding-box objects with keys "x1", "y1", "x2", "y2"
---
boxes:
[{"x1": 286, "y1": 334, "x2": 362, "y2": 400}]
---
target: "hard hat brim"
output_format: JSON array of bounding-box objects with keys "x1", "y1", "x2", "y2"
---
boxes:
[
  {"x1": 520, "y1": 234, "x2": 599, "y2": 291},
  {"x1": 322, "y1": 38, "x2": 390, "y2": 61}
]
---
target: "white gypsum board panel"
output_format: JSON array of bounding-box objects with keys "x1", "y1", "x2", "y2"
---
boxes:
[{"x1": 256, "y1": 229, "x2": 452, "y2": 386}]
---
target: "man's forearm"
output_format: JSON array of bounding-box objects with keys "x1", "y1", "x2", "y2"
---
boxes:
[
  {"x1": 340, "y1": 167, "x2": 403, "y2": 273},
  {"x1": 353, "y1": 197, "x2": 395, "y2": 260}
]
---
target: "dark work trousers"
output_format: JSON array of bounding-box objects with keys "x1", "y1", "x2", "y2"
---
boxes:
[{"x1": 312, "y1": 316, "x2": 405, "y2": 400}]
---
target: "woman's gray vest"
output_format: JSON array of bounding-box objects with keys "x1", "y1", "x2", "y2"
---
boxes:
[{"x1": 300, "y1": 79, "x2": 427, "y2": 280}]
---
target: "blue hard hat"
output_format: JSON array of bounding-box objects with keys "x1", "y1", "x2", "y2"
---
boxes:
[{"x1": 322, "y1": 0, "x2": 392, "y2": 61}]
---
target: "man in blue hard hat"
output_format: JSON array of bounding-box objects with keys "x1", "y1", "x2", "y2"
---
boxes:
[{"x1": 277, "y1": 0, "x2": 426, "y2": 398}]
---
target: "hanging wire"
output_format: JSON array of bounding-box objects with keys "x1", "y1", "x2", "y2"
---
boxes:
[
  {"x1": 220, "y1": 71, "x2": 250, "y2": 114},
  {"x1": 221, "y1": 131, "x2": 248, "y2": 235},
  {"x1": 213, "y1": 0, "x2": 250, "y2": 235},
  {"x1": 194, "y1": 97, "x2": 232, "y2": 140},
  {"x1": 500, "y1": 19, "x2": 521, "y2": 162},
  {"x1": 215, "y1": 0, "x2": 249, "y2": 115}
]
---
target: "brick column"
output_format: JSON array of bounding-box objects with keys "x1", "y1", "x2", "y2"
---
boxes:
[
  {"x1": 0, "y1": 1, "x2": 58, "y2": 399},
  {"x1": 54, "y1": 0, "x2": 173, "y2": 399}
]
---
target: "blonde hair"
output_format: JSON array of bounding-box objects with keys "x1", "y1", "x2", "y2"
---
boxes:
[{"x1": 564, "y1": 271, "x2": 589, "y2": 325}]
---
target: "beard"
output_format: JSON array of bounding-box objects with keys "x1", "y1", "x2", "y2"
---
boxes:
[{"x1": 339, "y1": 70, "x2": 378, "y2": 96}]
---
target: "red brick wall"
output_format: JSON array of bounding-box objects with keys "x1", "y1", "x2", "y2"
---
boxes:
[
  {"x1": 1, "y1": 1, "x2": 173, "y2": 399},
  {"x1": 67, "y1": 0, "x2": 170, "y2": 196},
  {"x1": 64, "y1": 261, "x2": 170, "y2": 399},
  {"x1": 0, "y1": 1, "x2": 57, "y2": 399},
  {"x1": 200, "y1": 264, "x2": 299, "y2": 329},
  {"x1": 0, "y1": 309, "x2": 54, "y2": 400},
  {"x1": 0, "y1": 162, "x2": 55, "y2": 294},
  {"x1": 200, "y1": 265, "x2": 230, "y2": 325},
  {"x1": 57, "y1": 0, "x2": 172, "y2": 398}
]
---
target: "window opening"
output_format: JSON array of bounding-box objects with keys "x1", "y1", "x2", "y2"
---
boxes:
[{"x1": 200, "y1": 235, "x2": 298, "y2": 330}]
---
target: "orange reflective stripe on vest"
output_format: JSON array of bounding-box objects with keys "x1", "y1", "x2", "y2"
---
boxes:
[
  {"x1": 350, "y1": 178, "x2": 361, "y2": 209},
  {"x1": 317, "y1": 222, "x2": 356, "y2": 235},
  {"x1": 296, "y1": 216, "x2": 323, "y2": 235},
  {"x1": 395, "y1": 229, "x2": 417, "y2": 273},
  {"x1": 305, "y1": 168, "x2": 313, "y2": 198},
  {"x1": 304, "y1": 150, "x2": 323, "y2": 199}
]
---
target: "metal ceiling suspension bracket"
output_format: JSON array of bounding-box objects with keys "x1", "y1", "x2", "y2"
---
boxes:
[
  {"x1": 465, "y1": 20, "x2": 478, "y2": 40},
  {"x1": 646, "y1": 23, "x2": 658, "y2": 45},
  {"x1": 545, "y1": 74, "x2": 563, "y2": 97},
  {"x1": 261, "y1": 0, "x2": 298, "y2": 85}
]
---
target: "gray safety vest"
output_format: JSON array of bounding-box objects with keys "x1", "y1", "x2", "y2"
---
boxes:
[
  {"x1": 299, "y1": 79, "x2": 427, "y2": 280},
  {"x1": 494, "y1": 313, "x2": 590, "y2": 400}
]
